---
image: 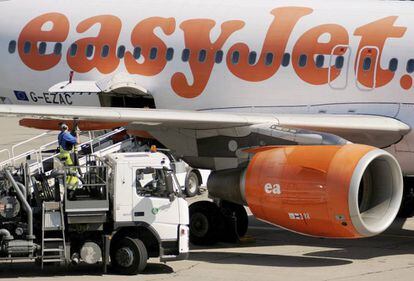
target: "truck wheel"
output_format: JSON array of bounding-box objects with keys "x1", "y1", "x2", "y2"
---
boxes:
[
  {"x1": 111, "y1": 237, "x2": 148, "y2": 275},
  {"x1": 189, "y1": 201, "x2": 223, "y2": 245},
  {"x1": 220, "y1": 201, "x2": 249, "y2": 241},
  {"x1": 185, "y1": 171, "x2": 200, "y2": 197}
]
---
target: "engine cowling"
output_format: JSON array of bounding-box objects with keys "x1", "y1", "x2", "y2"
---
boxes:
[{"x1": 208, "y1": 144, "x2": 403, "y2": 238}]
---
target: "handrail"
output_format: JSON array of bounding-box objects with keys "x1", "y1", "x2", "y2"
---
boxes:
[
  {"x1": 11, "y1": 131, "x2": 52, "y2": 165},
  {"x1": 0, "y1": 149, "x2": 11, "y2": 161}
]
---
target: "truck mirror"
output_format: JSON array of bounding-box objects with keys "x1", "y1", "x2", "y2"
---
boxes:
[{"x1": 166, "y1": 174, "x2": 175, "y2": 198}]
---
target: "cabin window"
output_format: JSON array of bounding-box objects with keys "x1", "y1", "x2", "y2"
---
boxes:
[
  {"x1": 198, "y1": 49, "x2": 207, "y2": 63},
  {"x1": 388, "y1": 58, "x2": 398, "y2": 72},
  {"x1": 363, "y1": 57, "x2": 372, "y2": 71},
  {"x1": 69, "y1": 44, "x2": 78, "y2": 57},
  {"x1": 86, "y1": 44, "x2": 94, "y2": 58},
  {"x1": 23, "y1": 41, "x2": 31, "y2": 54},
  {"x1": 265, "y1": 52, "x2": 274, "y2": 66},
  {"x1": 101, "y1": 45, "x2": 109, "y2": 58},
  {"x1": 335, "y1": 56, "x2": 345, "y2": 69},
  {"x1": 248, "y1": 51, "x2": 257, "y2": 65},
  {"x1": 182, "y1": 48, "x2": 190, "y2": 62},
  {"x1": 315, "y1": 55, "x2": 324, "y2": 68},
  {"x1": 282, "y1": 53, "x2": 290, "y2": 67},
  {"x1": 231, "y1": 51, "x2": 240, "y2": 64},
  {"x1": 407, "y1": 59, "x2": 414, "y2": 73},
  {"x1": 117, "y1": 46, "x2": 126, "y2": 59},
  {"x1": 298, "y1": 54, "x2": 307, "y2": 68},
  {"x1": 215, "y1": 50, "x2": 223, "y2": 64},
  {"x1": 133, "y1": 47, "x2": 141, "y2": 59},
  {"x1": 8, "y1": 40, "x2": 16, "y2": 54},
  {"x1": 54, "y1": 43, "x2": 62, "y2": 55},
  {"x1": 38, "y1": 42, "x2": 47, "y2": 55},
  {"x1": 166, "y1": 47, "x2": 174, "y2": 61},
  {"x1": 149, "y1": 47, "x2": 158, "y2": 60}
]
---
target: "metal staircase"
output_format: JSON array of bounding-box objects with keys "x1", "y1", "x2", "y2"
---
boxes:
[{"x1": 41, "y1": 202, "x2": 67, "y2": 269}]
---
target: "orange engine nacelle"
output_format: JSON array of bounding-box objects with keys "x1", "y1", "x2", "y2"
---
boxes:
[{"x1": 208, "y1": 144, "x2": 403, "y2": 238}]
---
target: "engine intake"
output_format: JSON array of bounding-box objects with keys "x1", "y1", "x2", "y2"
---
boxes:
[{"x1": 208, "y1": 144, "x2": 403, "y2": 238}]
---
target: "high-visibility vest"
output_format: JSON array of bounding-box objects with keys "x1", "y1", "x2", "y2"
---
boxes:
[{"x1": 59, "y1": 147, "x2": 79, "y2": 190}]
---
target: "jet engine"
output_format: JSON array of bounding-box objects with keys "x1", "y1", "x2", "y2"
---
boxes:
[{"x1": 208, "y1": 144, "x2": 403, "y2": 238}]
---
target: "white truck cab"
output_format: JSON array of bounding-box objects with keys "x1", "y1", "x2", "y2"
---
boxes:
[{"x1": 107, "y1": 152, "x2": 189, "y2": 260}]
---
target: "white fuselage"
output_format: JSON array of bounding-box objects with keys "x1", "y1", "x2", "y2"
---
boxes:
[{"x1": 1, "y1": 0, "x2": 414, "y2": 172}]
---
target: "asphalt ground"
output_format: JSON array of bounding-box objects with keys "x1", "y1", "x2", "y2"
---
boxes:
[{"x1": 0, "y1": 117, "x2": 414, "y2": 281}]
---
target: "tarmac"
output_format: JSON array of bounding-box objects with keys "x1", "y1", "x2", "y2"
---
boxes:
[{"x1": 0, "y1": 117, "x2": 414, "y2": 281}]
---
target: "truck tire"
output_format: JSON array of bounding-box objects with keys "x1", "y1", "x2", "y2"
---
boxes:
[
  {"x1": 189, "y1": 201, "x2": 223, "y2": 245},
  {"x1": 185, "y1": 171, "x2": 200, "y2": 197},
  {"x1": 111, "y1": 237, "x2": 148, "y2": 275},
  {"x1": 220, "y1": 201, "x2": 249, "y2": 241}
]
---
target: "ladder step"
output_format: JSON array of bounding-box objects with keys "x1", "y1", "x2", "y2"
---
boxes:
[
  {"x1": 42, "y1": 258, "x2": 64, "y2": 263},
  {"x1": 44, "y1": 227, "x2": 63, "y2": 231},
  {"x1": 43, "y1": 248, "x2": 64, "y2": 252},
  {"x1": 44, "y1": 238, "x2": 64, "y2": 242}
]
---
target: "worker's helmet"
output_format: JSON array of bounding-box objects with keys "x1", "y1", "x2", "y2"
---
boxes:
[{"x1": 59, "y1": 123, "x2": 69, "y2": 131}]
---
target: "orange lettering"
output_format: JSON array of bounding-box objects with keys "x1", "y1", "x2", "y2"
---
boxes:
[
  {"x1": 292, "y1": 24, "x2": 349, "y2": 85},
  {"x1": 125, "y1": 17, "x2": 175, "y2": 76},
  {"x1": 226, "y1": 7, "x2": 313, "y2": 82},
  {"x1": 18, "y1": 13, "x2": 69, "y2": 71},
  {"x1": 67, "y1": 15, "x2": 122, "y2": 74},
  {"x1": 354, "y1": 17, "x2": 406, "y2": 88},
  {"x1": 171, "y1": 19, "x2": 244, "y2": 99}
]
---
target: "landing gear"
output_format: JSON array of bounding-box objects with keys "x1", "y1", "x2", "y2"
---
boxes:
[
  {"x1": 189, "y1": 200, "x2": 248, "y2": 245},
  {"x1": 398, "y1": 177, "x2": 414, "y2": 218},
  {"x1": 189, "y1": 201, "x2": 223, "y2": 245},
  {"x1": 185, "y1": 171, "x2": 200, "y2": 198},
  {"x1": 220, "y1": 201, "x2": 249, "y2": 242},
  {"x1": 110, "y1": 237, "x2": 148, "y2": 275}
]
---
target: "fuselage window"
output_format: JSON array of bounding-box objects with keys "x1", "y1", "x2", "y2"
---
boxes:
[
  {"x1": 8, "y1": 40, "x2": 16, "y2": 54},
  {"x1": 388, "y1": 58, "x2": 398, "y2": 72},
  {"x1": 86, "y1": 44, "x2": 94, "y2": 58},
  {"x1": 133, "y1": 47, "x2": 141, "y2": 59},
  {"x1": 69, "y1": 44, "x2": 78, "y2": 57},
  {"x1": 363, "y1": 57, "x2": 372, "y2": 71},
  {"x1": 149, "y1": 47, "x2": 158, "y2": 60},
  {"x1": 166, "y1": 47, "x2": 174, "y2": 61},
  {"x1": 248, "y1": 51, "x2": 257, "y2": 65},
  {"x1": 232, "y1": 51, "x2": 240, "y2": 64},
  {"x1": 101, "y1": 45, "x2": 110, "y2": 58},
  {"x1": 335, "y1": 56, "x2": 345, "y2": 69},
  {"x1": 23, "y1": 41, "x2": 31, "y2": 54},
  {"x1": 298, "y1": 54, "x2": 307, "y2": 68},
  {"x1": 54, "y1": 43, "x2": 62, "y2": 56},
  {"x1": 265, "y1": 52, "x2": 274, "y2": 66},
  {"x1": 407, "y1": 59, "x2": 414, "y2": 73},
  {"x1": 282, "y1": 53, "x2": 290, "y2": 67},
  {"x1": 315, "y1": 55, "x2": 324, "y2": 68},
  {"x1": 199, "y1": 49, "x2": 207, "y2": 63},
  {"x1": 215, "y1": 50, "x2": 223, "y2": 64},
  {"x1": 38, "y1": 42, "x2": 47, "y2": 55},
  {"x1": 117, "y1": 45, "x2": 126, "y2": 59},
  {"x1": 182, "y1": 48, "x2": 190, "y2": 62}
]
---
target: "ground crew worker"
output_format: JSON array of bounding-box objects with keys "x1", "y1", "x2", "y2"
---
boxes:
[{"x1": 58, "y1": 123, "x2": 80, "y2": 198}]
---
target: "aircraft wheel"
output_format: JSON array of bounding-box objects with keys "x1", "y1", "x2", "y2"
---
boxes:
[
  {"x1": 220, "y1": 201, "x2": 249, "y2": 242},
  {"x1": 189, "y1": 201, "x2": 223, "y2": 245},
  {"x1": 111, "y1": 237, "x2": 148, "y2": 275},
  {"x1": 185, "y1": 171, "x2": 200, "y2": 197}
]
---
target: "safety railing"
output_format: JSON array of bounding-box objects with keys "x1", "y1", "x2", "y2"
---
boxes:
[{"x1": 0, "y1": 127, "x2": 128, "y2": 175}]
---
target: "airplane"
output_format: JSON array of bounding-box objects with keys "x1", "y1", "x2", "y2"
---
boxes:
[{"x1": 0, "y1": 0, "x2": 413, "y2": 244}]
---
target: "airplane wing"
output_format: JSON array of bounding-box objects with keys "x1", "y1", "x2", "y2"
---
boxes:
[
  {"x1": 0, "y1": 104, "x2": 409, "y2": 169},
  {"x1": 0, "y1": 104, "x2": 408, "y2": 141}
]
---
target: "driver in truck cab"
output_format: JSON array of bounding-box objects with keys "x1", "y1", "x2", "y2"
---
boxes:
[{"x1": 58, "y1": 123, "x2": 80, "y2": 195}]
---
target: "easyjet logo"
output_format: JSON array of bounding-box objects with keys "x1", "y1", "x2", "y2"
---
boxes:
[{"x1": 15, "y1": 7, "x2": 409, "y2": 98}]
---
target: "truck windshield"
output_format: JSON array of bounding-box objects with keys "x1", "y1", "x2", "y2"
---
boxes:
[{"x1": 136, "y1": 168, "x2": 172, "y2": 198}]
